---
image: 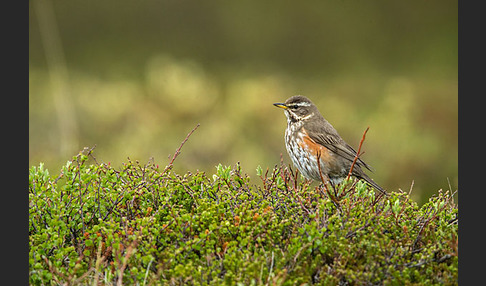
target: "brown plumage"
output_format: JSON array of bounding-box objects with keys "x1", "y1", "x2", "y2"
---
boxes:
[{"x1": 274, "y1": 95, "x2": 386, "y2": 195}]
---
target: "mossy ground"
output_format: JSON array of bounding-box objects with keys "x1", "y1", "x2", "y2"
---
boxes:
[{"x1": 29, "y1": 148, "x2": 457, "y2": 285}]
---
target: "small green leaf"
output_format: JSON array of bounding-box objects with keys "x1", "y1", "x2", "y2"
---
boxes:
[{"x1": 256, "y1": 165, "x2": 263, "y2": 177}]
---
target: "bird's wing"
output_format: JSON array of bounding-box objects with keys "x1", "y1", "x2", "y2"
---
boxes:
[{"x1": 308, "y1": 123, "x2": 373, "y2": 172}]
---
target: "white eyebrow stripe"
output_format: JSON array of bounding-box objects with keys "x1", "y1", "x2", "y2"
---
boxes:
[{"x1": 288, "y1": 102, "x2": 311, "y2": 107}]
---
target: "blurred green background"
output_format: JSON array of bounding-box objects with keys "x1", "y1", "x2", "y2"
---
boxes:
[{"x1": 29, "y1": 0, "x2": 457, "y2": 204}]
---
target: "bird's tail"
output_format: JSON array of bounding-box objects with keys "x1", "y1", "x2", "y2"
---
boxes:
[{"x1": 358, "y1": 173, "x2": 387, "y2": 196}]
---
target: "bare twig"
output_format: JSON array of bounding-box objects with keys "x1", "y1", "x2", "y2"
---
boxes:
[
  {"x1": 339, "y1": 178, "x2": 359, "y2": 200},
  {"x1": 408, "y1": 180, "x2": 415, "y2": 196},
  {"x1": 92, "y1": 240, "x2": 105, "y2": 286},
  {"x1": 117, "y1": 239, "x2": 138, "y2": 286},
  {"x1": 347, "y1": 126, "x2": 369, "y2": 180},
  {"x1": 317, "y1": 150, "x2": 339, "y2": 205},
  {"x1": 162, "y1": 123, "x2": 200, "y2": 174}
]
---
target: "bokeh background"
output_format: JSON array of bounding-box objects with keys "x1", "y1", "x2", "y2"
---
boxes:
[{"x1": 29, "y1": 0, "x2": 457, "y2": 205}]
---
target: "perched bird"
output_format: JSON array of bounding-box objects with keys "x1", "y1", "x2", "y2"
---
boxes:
[{"x1": 273, "y1": 95, "x2": 386, "y2": 195}]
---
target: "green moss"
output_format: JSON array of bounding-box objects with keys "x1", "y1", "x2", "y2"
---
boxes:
[{"x1": 29, "y1": 149, "x2": 458, "y2": 285}]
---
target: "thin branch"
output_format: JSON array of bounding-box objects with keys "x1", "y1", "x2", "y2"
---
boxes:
[
  {"x1": 317, "y1": 150, "x2": 339, "y2": 205},
  {"x1": 117, "y1": 239, "x2": 138, "y2": 286},
  {"x1": 408, "y1": 180, "x2": 415, "y2": 196},
  {"x1": 162, "y1": 123, "x2": 200, "y2": 174},
  {"x1": 347, "y1": 126, "x2": 369, "y2": 180}
]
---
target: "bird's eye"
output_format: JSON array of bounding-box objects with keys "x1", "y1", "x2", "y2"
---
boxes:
[{"x1": 290, "y1": 105, "x2": 299, "y2": 110}]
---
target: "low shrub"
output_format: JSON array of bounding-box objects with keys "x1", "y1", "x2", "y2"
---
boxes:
[{"x1": 29, "y1": 147, "x2": 457, "y2": 285}]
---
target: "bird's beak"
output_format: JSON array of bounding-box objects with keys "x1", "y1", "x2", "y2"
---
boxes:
[{"x1": 273, "y1": 103, "x2": 288, "y2": 109}]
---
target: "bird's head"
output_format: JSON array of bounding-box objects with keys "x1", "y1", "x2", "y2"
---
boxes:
[{"x1": 273, "y1": 95, "x2": 318, "y2": 123}]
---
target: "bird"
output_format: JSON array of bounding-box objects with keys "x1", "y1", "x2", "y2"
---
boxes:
[{"x1": 273, "y1": 95, "x2": 386, "y2": 195}]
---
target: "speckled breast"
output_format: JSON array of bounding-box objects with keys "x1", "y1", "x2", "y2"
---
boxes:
[{"x1": 284, "y1": 124, "x2": 323, "y2": 182}]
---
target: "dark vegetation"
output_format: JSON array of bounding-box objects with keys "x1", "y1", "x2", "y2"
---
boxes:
[{"x1": 29, "y1": 142, "x2": 457, "y2": 285}]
